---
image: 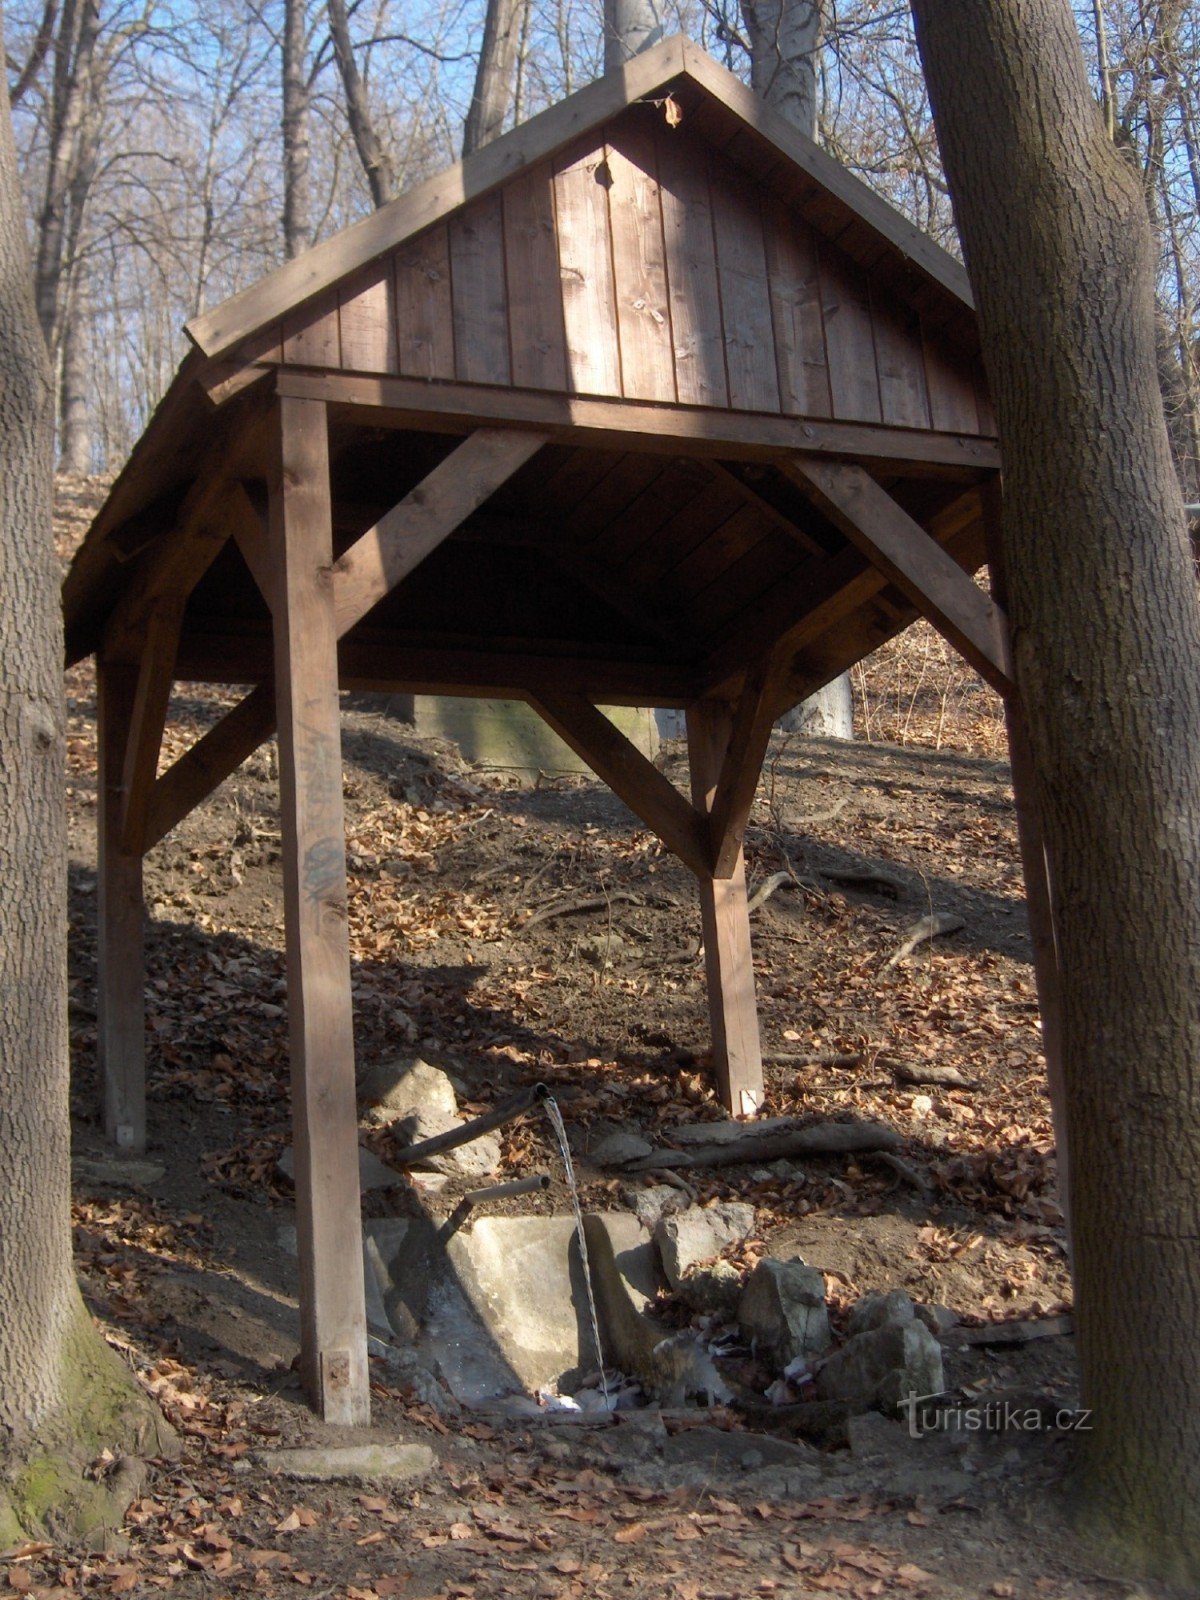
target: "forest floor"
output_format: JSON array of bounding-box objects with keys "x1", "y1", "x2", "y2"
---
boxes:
[{"x1": 6, "y1": 478, "x2": 1172, "y2": 1600}]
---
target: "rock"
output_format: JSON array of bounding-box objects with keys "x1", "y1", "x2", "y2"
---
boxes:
[
  {"x1": 624, "y1": 1184, "x2": 683, "y2": 1230},
  {"x1": 770, "y1": 1159, "x2": 803, "y2": 1181},
  {"x1": 259, "y1": 1444, "x2": 435, "y2": 1483},
  {"x1": 366, "y1": 1337, "x2": 460, "y2": 1417},
  {"x1": 847, "y1": 1289, "x2": 916, "y2": 1338},
  {"x1": 277, "y1": 1145, "x2": 401, "y2": 1192},
  {"x1": 816, "y1": 1320, "x2": 944, "y2": 1417},
  {"x1": 577, "y1": 931, "x2": 626, "y2": 966},
  {"x1": 738, "y1": 1259, "x2": 831, "y2": 1365},
  {"x1": 359, "y1": 1056, "x2": 458, "y2": 1127},
  {"x1": 915, "y1": 1302, "x2": 959, "y2": 1336},
  {"x1": 661, "y1": 1426, "x2": 818, "y2": 1473},
  {"x1": 395, "y1": 1106, "x2": 502, "y2": 1178},
  {"x1": 654, "y1": 1201, "x2": 755, "y2": 1289},
  {"x1": 678, "y1": 1259, "x2": 742, "y2": 1318},
  {"x1": 590, "y1": 1131, "x2": 654, "y2": 1168},
  {"x1": 583, "y1": 1215, "x2": 730, "y2": 1407}
]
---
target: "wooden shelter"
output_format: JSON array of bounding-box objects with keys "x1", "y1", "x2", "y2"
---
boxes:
[{"x1": 64, "y1": 36, "x2": 1056, "y2": 1427}]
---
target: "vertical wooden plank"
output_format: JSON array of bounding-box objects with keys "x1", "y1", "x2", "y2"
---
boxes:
[
  {"x1": 922, "y1": 325, "x2": 982, "y2": 435},
  {"x1": 449, "y1": 193, "x2": 511, "y2": 386},
  {"x1": 502, "y1": 162, "x2": 569, "y2": 392},
  {"x1": 282, "y1": 290, "x2": 341, "y2": 368},
  {"x1": 764, "y1": 202, "x2": 832, "y2": 419},
  {"x1": 395, "y1": 226, "x2": 455, "y2": 380},
  {"x1": 655, "y1": 123, "x2": 729, "y2": 408},
  {"x1": 820, "y1": 246, "x2": 883, "y2": 422},
  {"x1": 605, "y1": 115, "x2": 676, "y2": 404},
  {"x1": 872, "y1": 296, "x2": 933, "y2": 430},
  {"x1": 338, "y1": 260, "x2": 398, "y2": 374},
  {"x1": 686, "y1": 699, "x2": 765, "y2": 1117},
  {"x1": 97, "y1": 657, "x2": 146, "y2": 1153},
  {"x1": 269, "y1": 395, "x2": 370, "y2": 1427},
  {"x1": 554, "y1": 137, "x2": 622, "y2": 397},
  {"x1": 707, "y1": 154, "x2": 781, "y2": 413}
]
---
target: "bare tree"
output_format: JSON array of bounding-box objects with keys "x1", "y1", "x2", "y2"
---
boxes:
[
  {"x1": 603, "y1": 0, "x2": 666, "y2": 72},
  {"x1": 912, "y1": 0, "x2": 1200, "y2": 1581}
]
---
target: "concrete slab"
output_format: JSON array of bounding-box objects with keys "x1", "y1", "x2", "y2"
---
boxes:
[
  {"x1": 259, "y1": 1444, "x2": 435, "y2": 1483},
  {"x1": 414, "y1": 697, "x2": 658, "y2": 778}
]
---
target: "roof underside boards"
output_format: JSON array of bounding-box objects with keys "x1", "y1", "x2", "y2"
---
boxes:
[{"x1": 64, "y1": 39, "x2": 997, "y2": 711}]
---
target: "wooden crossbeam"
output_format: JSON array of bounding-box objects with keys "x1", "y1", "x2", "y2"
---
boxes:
[
  {"x1": 781, "y1": 459, "x2": 1013, "y2": 694},
  {"x1": 144, "y1": 684, "x2": 277, "y2": 850},
  {"x1": 708, "y1": 666, "x2": 782, "y2": 879},
  {"x1": 333, "y1": 429, "x2": 550, "y2": 636},
  {"x1": 527, "y1": 690, "x2": 713, "y2": 878},
  {"x1": 274, "y1": 368, "x2": 1001, "y2": 477}
]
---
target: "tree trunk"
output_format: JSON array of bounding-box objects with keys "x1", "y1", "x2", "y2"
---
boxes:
[
  {"x1": 602, "y1": 0, "x2": 665, "y2": 73},
  {"x1": 742, "y1": 0, "x2": 822, "y2": 136},
  {"x1": 0, "y1": 14, "x2": 171, "y2": 1543},
  {"x1": 910, "y1": 0, "x2": 1200, "y2": 1582},
  {"x1": 281, "y1": 0, "x2": 311, "y2": 259},
  {"x1": 57, "y1": 272, "x2": 91, "y2": 473},
  {"x1": 327, "y1": 0, "x2": 397, "y2": 205},
  {"x1": 463, "y1": 0, "x2": 528, "y2": 156}
]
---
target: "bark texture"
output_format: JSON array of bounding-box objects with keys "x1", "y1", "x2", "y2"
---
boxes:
[
  {"x1": 910, "y1": 0, "x2": 1200, "y2": 1581},
  {"x1": 0, "y1": 16, "x2": 170, "y2": 1540},
  {"x1": 463, "y1": 0, "x2": 527, "y2": 156},
  {"x1": 602, "y1": 0, "x2": 665, "y2": 73},
  {"x1": 281, "y1": 0, "x2": 311, "y2": 259},
  {"x1": 742, "y1": 0, "x2": 822, "y2": 137}
]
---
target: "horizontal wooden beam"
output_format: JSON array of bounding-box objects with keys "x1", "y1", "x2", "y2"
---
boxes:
[
  {"x1": 333, "y1": 430, "x2": 549, "y2": 636},
  {"x1": 782, "y1": 459, "x2": 1013, "y2": 694},
  {"x1": 527, "y1": 690, "x2": 713, "y2": 877},
  {"x1": 143, "y1": 683, "x2": 277, "y2": 850},
  {"x1": 173, "y1": 630, "x2": 699, "y2": 705},
  {"x1": 272, "y1": 369, "x2": 1000, "y2": 475}
]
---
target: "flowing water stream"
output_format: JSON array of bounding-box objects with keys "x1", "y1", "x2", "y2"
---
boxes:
[{"x1": 542, "y1": 1095, "x2": 610, "y2": 1407}]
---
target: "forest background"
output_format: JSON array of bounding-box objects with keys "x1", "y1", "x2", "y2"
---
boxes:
[{"x1": 8, "y1": 0, "x2": 1200, "y2": 502}]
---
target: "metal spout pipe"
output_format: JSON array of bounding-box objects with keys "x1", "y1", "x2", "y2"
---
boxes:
[
  {"x1": 442, "y1": 1173, "x2": 551, "y2": 1238},
  {"x1": 390, "y1": 1080, "x2": 550, "y2": 1169}
]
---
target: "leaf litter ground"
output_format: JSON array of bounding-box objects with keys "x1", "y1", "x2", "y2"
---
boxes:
[{"x1": 11, "y1": 478, "x2": 1175, "y2": 1599}]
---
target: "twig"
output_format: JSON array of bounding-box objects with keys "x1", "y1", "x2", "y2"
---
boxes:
[
  {"x1": 521, "y1": 890, "x2": 642, "y2": 931},
  {"x1": 868, "y1": 1149, "x2": 933, "y2": 1197},
  {"x1": 761, "y1": 1051, "x2": 864, "y2": 1069}
]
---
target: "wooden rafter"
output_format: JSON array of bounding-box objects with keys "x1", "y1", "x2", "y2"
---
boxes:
[
  {"x1": 527, "y1": 689, "x2": 713, "y2": 878},
  {"x1": 332, "y1": 429, "x2": 549, "y2": 635},
  {"x1": 782, "y1": 458, "x2": 1013, "y2": 693}
]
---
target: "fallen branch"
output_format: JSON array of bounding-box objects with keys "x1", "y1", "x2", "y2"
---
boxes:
[
  {"x1": 626, "y1": 1119, "x2": 904, "y2": 1172},
  {"x1": 821, "y1": 866, "x2": 904, "y2": 899},
  {"x1": 784, "y1": 796, "x2": 849, "y2": 832},
  {"x1": 762, "y1": 1051, "x2": 865, "y2": 1069},
  {"x1": 883, "y1": 912, "x2": 965, "y2": 970},
  {"x1": 893, "y1": 1060, "x2": 981, "y2": 1091}
]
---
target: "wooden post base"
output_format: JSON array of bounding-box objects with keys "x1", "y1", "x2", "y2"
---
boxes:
[{"x1": 687, "y1": 700, "x2": 765, "y2": 1116}]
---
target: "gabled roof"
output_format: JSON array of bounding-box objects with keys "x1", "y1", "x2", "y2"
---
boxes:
[{"x1": 187, "y1": 35, "x2": 973, "y2": 365}]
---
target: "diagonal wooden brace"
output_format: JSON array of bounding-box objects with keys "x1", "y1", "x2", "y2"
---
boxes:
[{"x1": 781, "y1": 458, "x2": 1014, "y2": 694}]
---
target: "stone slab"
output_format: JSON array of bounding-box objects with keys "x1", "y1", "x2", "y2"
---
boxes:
[
  {"x1": 258, "y1": 1444, "x2": 435, "y2": 1483},
  {"x1": 414, "y1": 697, "x2": 659, "y2": 779}
]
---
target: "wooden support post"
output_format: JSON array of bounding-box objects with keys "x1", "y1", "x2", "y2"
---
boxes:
[
  {"x1": 981, "y1": 481, "x2": 1070, "y2": 1232},
  {"x1": 269, "y1": 394, "x2": 370, "y2": 1426},
  {"x1": 687, "y1": 699, "x2": 765, "y2": 1117},
  {"x1": 97, "y1": 657, "x2": 146, "y2": 1152}
]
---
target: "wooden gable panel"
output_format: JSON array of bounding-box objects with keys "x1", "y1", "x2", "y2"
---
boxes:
[{"x1": 256, "y1": 107, "x2": 991, "y2": 441}]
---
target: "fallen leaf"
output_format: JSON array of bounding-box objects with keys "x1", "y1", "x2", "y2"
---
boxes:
[{"x1": 613, "y1": 1522, "x2": 648, "y2": 1545}]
